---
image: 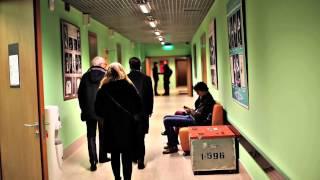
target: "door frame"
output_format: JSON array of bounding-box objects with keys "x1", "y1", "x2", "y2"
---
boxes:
[
  {"x1": 34, "y1": 0, "x2": 48, "y2": 179},
  {"x1": 146, "y1": 56, "x2": 193, "y2": 96}
]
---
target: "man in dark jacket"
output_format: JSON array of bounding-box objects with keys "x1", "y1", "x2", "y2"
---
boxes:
[
  {"x1": 78, "y1": 56, "x2": 109, "y2": 171},
  {"x1": 128, "y1": 57, "x2": 154, "y2": 169},
  {"x1": 152, "y1": 62, "x2": 159, "y2": 96},
  {"x1": 163, "y1": 63, "x2": 172, "y2": 96},
  {"x1": 162, "y1": 82, "x2": 215, "y2": 154}
]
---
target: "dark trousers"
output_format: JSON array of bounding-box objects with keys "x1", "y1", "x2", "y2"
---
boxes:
[
  {"x1": 111, "y1": 151, "x2": 132, "y2": 180},
  {"x1": 154, "y1": 79, "x2": 159, "y2": 95},
  {"x1": 164, "y1": 81, "x2": 170, "y2": 95},
  {"x1": 86, "y1": 119, "x2": 106, "y2": 164},
  {"x1": 163, "y1": 115, "x2": 195, "y2": 146},
  {"x1": 133, "y1": 130, "x2": 145, "y2": 162}
]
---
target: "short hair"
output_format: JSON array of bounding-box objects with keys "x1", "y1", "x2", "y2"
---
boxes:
[
  {"x1": 193, "y1": 82, "x2": 209, "y2": 91},
  {"x1": 129, "y1": 57, "x2": 141, "y2": 70},
  {"x1": 91, "y1": 56, "x2": 106, "y2": 67}
]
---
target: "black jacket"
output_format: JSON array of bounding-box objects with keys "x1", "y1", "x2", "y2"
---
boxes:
[
  {"x1": 78, "y1": 66, "x2": 105, "y2": 121},
  {"x1": 191, "y1": 92, "x2": 216, "y2": 125},
  {"x1": 128, "y1": 70, "x2": 154, "y2": 133},
  {"x1": 152, "y1": 66, "x2": 159, "y2": 81},
  {"x1": 95, "y1": 80, "x2": 142, "y2": 152}
]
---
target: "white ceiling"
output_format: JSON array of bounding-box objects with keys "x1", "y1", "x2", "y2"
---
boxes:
[{"x1": 64, "y1": 0, "x2": 215, "y2": 43}]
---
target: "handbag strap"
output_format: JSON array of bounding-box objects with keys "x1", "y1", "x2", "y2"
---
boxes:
[{"x1": 104, "y1": 91, "x2": 133, "y2": 117}]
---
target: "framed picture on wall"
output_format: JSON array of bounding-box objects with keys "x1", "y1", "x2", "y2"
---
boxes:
[
  {"x1": 61, "y1": 20, "x2": 82, "y2": 100},
  {"x1": 208, "y1": 18, "x2": 218, "y2": 89},
  {"x1": 193, "y1": 44, "x2": 197, "y2": 78},
  {"x1": 227, "y1": 0, "x2": 249, "y2": 108}
]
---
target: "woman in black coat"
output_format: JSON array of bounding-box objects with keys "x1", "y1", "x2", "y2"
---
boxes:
[{"x1": 95, "y1": 62, "x2": 142, "y2": 180}]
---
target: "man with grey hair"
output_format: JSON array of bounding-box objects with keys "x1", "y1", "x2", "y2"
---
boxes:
[{"x1": 78, "y1": 56, "x2": 109, "y2": 171}]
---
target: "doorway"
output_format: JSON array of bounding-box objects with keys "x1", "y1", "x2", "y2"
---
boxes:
[
  {"x1": 201, "y1": 33, "x2": 207, "y2": 83},
  {"x1": 0, "y1": 0, "x2": 46, "y2": 179},
  {"x1": 175, "y1": 59, "x2": 188, "y2": 87},
  {"x1": 88, "y1": 31, "x2": 97, "y2": 63}
]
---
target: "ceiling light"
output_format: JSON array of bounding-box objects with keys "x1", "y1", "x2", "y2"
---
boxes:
[
  {"x1": 154, "y1": 30, "x2": 161, "y2": 36},
  {"x1": 160, "y1": 41, "x2": 165, "y2": 45},
  {"x1": 138, "y1": 2, "x2": 151, "y2": 14},
  {"x1": 149, "y1": 20, "x2": 157, "y2": 28},
  {"x1": 158, "y1": 36, "x2": 164, "y2": 41}
]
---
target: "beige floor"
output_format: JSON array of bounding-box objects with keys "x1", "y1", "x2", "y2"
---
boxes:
[{"x1": 61, "y1": 95, "x2": 251, "y2": 180}]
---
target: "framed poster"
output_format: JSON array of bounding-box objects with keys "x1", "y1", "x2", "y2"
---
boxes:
[
  {"x1": 227, "y1": 0, "x2": 249, "y2": 108},
  {"x1": 61, "y1": 20, "x2": 82, "y2": 100},
  {"x1": 208, "y1": 18, "x2": 218, "y2": 89}
]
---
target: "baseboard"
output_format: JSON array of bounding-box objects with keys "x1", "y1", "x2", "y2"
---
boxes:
[{"x1": 63, "y1": 135, "x2": 86, "y2": 159}]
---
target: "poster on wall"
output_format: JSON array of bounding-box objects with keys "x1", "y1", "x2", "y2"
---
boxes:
[
  {"x1": 61, "y1": 20, "x2": 82, "y2": 100},
  {"x1": 208, "y1": 18, "x2": 218, "y2": 89},
  {"x1": 227, "y1": 0, "x2": 249, "y2": 108}
]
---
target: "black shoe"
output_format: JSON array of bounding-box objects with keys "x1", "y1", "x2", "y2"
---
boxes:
[
  {"x1": 163, "y1": 145, "x2": 169, "y2": 149},
  {"x1": 161, "y1": 131, "x2": 167, "y2": 135},
  {"x1": 183, "y1": 151, "x2": 190, "y2": 156},
  {"x1": 137, "y1": 160, "x2": 145, "y2": 170},
  {"x1": 99, "y1": 156, "x2": 111, "y2": 163},
  {"x1": 90, "y1": 163, "x2": 97, "y2": 171},
  {"x1": 162, "y1": 146, "x2": 178, "y2": 154},
  {"x1": 132, "y1": 158, "x2": 137, "y2": 164}
]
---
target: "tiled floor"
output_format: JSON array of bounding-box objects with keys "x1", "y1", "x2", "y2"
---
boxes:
[{"x1": 61, "y1": 95, "x2": 251, "y2": 180}]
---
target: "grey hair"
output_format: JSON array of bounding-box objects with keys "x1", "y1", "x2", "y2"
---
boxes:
[{"x1": 91, "y1": 56, "x2": 106, "y2": 67}]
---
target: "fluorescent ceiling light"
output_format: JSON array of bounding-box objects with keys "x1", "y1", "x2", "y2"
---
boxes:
[
  {"x1": 149, "y1": 20, "x2": 157, "y2": 28},
  {"x1": 154, "y1": 30, "x2": 161, "y2": 36},
  {"x1": 158, "y1": 36, "x2": 164, "y2": 41},
  {"x1": 138, "y1": 2, "x2": 151, "y2": 14}
]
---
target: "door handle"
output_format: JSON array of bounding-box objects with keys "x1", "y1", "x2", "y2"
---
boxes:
[
  {"x1": 24, "y1": 122, "x2": 39, "y2": 127},
  {"x1": 24, "y1": 122, "x2": 49, "y2": 127}
]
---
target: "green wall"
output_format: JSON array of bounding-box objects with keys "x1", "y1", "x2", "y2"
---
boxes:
[
  {"x1": 41, "y1": 0, "x2": 140, "y2": 148},
  {"x1": 192, "y1": 0, "x2": 320, "y2": 179},
  {"x1": 143, "y1": 43, "x2": 191, "y2": 57}
]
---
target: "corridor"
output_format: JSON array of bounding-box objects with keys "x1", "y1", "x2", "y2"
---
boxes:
[{"x1": 61, "y1": 95, "x2": 250, "y2": 180}]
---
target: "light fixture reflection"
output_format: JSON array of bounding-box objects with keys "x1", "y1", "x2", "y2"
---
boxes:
[{"x1": 138, "y1": 2, "x2": 151, "y2": 13}]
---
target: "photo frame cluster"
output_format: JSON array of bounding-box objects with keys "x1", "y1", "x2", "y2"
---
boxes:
[{"x1": 61, "y1": 20, "x2": 82, "y2": 100}]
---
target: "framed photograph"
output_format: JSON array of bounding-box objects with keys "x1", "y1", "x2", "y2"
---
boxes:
[
  {"x1": 208, "y1": 18, "x2": 218, "y2": 89},
  {"x1": 61, "y1": 20, "x2": 82, "y2": 100},
  {"x1": 227, "y1": 0, "x2": 249, "y2": 108}
]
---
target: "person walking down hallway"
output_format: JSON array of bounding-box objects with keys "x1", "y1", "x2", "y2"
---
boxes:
[
  {"x1": 128, "y1": 57, "x2": 154, "y2": 169},
  {"x1": 163, "y1": 63, "x2": 172, "y2": 96},
  {"x1": 162, "y1": 82, "x2": 215, "y2": 154},
  {"x1": 95, "y1": 63, "x2": 142, "y2": 180},
  {"x1": 152, "y1": 62, "x2": 159, "y2": 96},
  {"x1": 77, "y1": 56, "x2": 110, "y2": 171}
]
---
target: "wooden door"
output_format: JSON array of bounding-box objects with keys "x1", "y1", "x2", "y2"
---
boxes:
[
  {"x1": 175, "y1": 59, "x2": 188, "y2": 87},
  {"x1": 201, "y1": 33, "x2": 207, "y2": 83},
  {"x1": 88, "y1": 32, "x2": 98, "y2": 63},
  {"x1": 0, "y1": 0, "x2": 44, "y2": 179}
]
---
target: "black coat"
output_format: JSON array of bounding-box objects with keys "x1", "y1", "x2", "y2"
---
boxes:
[
  {"x1": 128, "y1": 70, "x2": 154, "y2": 133},
  {"x1": 95, "y1": 80, "x2": 142, "y2": 152},
  {"x1": 78, "y1": 66, "x2": 105, "y2": 121}
]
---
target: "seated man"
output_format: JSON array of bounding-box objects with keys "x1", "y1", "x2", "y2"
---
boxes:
[{"x1": 162, "y1": 82, "x2": 216, "y2": 154}]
